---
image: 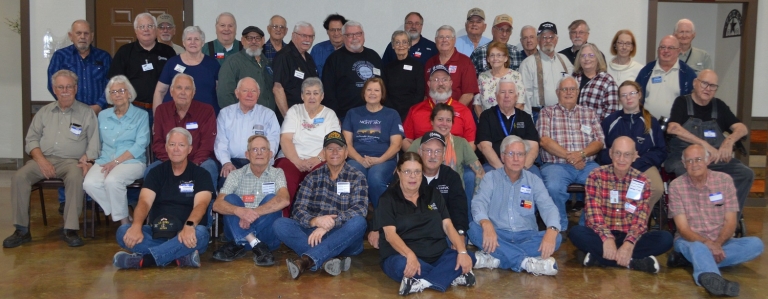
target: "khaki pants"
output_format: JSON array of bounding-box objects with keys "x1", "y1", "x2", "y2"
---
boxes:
[
  {"x1": 11, "y1": 156, "x2": 84, "y2": 230},
  {"x1": 643, "y1": 166, "x2": 664, "y2": 210}
]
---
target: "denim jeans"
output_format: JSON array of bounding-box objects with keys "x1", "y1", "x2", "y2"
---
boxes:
[
  {"x1": 217, "y1": 158, "x2": 249, "y2": 188},
  {"x1": 346, "y1": 158, "x2": 396, "y2": 208},
  {"x1": 674, "y1": 237, "x2": 764, "y2": 285},
  {"x1": 569, "y1": 225, "x2": 673, "y2": 267},
  {"x1": 222, "y1": 194, "x2": 281, "y2": 250},
  {"x1": 541, "y1": 161, "x2": 599, "y2": 230},
  {"x1": 145, "y1": 158, "x2": 219, "y2": 191},
  {"x1": 381, "y1": 248, "x2": 476, "y2": 292},
  {"x1": 115, "y1": 224, "x2": 210, "y2": 266},
  {"x1": 272, "y1": 215, "x2": 367, "y2": 271},
  {"x1": 468, "y1": 221, "x2": 562, "y2": 272}
]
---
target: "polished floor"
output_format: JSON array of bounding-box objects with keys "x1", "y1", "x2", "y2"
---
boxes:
[{"x1": 0, "y1": 171, "x2": 766, "y2": 298}]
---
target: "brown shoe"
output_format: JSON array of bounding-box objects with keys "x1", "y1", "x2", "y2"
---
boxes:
[
  {"x1": 286, "y1": 256, "x2": 314, "y2": 280},
  {"x1": 63, "y1": 229, "x2": 84, "y2": 247}
]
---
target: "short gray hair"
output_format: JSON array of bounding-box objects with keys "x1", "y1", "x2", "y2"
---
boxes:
[
  {"x1": 293, "y1": 21, "x2": 313, "y2": 33},
  {"x1": 674, "y1": 18, "x2": 695, "y2": 33},
  {"x1": 171, "y1": 73, "x2": 196, "y2": 91},
  {"x1": 216, "y1": 12, "x2": 237, "y2": 27},
  {"x1": 342, "y1": 20, "x2": 363, "y2": 35},
  {"x1": 500, "y1": 135, "x2": 530, "y2": 154},
  {"x1": 435, "y1": 25, "x2": 456, "y2": 39},
  {"x1": 495, "y1": 78, "x2": 518, "y2": 95},
  {"x1": 182, "y1": 26, "x2": 205, "y2": 42},
  {"x1": 236, "y1": 77, "x2": 261, "y2": 91},
  {"x1": 51, "y1": 69, "x2": 78, "y2": 86},
  {"x1": 105, "y1": 75, "x2": 137, "y2": 104},
  {"x1": 134, "y1": 13, "x2": 157, "y2": 29},
  {"x1": 70, "y1": 20, "x2": 91, "y2": 33},
  {"x1": 301, "y1": 77, "x2": 324, "y2": 94},
  {"x1": 682, "y1": 144, "x2": 710, "y2": 162},
  {"x1": 391, "y1": 30, "x2": 412, "y2": 47},
  {"x1": 167, "y1": 127, "x2": 193, "y2": 146},
  {"x1": 556, "y1": 76, "x2": 578, "y2": 92},
  {"x1": 520, "y1": 25, "x2": 536, "y2": 38}
]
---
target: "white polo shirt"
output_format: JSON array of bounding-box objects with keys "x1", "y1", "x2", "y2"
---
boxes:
[{"x1": 644, "y1": 60, "x2": 680, "y2": 118}]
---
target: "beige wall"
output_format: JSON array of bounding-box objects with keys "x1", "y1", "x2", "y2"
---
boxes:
[{"x1": 0, "y1": 1, "x2": 23, "y2": 158}]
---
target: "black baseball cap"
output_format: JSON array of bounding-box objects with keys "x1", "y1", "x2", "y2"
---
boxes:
[
  {"x1": 421, "y1": 131, "x2": 446, "y2": 146},
  {"x1": 242, "y1": 26, "x2": 264, "y2": 37},
  {"x1": 537, "y1": 22, "x2": 557, "y2": 35},
  {"x1": 323, "y1": 131, "x2": 346, "y2": 147},
  {"x1": 429, "y1": 64, "x2": 450, "y2": 77}
]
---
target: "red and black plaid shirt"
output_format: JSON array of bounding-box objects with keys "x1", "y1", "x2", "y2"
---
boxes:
[
  {"x1": 585, "y1": 165, "x2": 651, "y2": 244},
  {"x1": 575, "y1": 72, "x2": 620, "y2": 120}
]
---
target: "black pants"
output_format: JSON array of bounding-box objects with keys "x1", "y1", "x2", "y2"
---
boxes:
[{"x1": 569, "y1": 225, "x2": 673, "y2": 267}]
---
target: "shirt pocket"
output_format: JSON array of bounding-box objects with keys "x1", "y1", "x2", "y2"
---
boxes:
[
  {"x1": 516, "y1": 194, "x2": 536, "y2": 216},
  {"x1": 67, "y1": 119, "x2": 87, "y2": 141}
]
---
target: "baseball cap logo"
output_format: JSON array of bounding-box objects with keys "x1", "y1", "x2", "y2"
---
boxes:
[{"x1": 328, "y1": 131, "x2": 341, "y2": 139}]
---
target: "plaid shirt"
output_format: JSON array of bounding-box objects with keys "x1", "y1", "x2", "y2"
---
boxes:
[
  {"x1": 470, "y1": 43, "x2": 524, "y2": 74},
  {"x1": 537, "y1": 104, "x2": 604, "y2": 163},
  {"x1": 574, "y1": 72, "x2": 620, "y2": 120},
  {"x1": 585, "y1": 165, "x2": 651, "y2": 244},
  {"x1": 668, "y1": 170, "x2": 739, "y2": 241},
  {"x1": 220, "y1": 165, "x2": 287, "y2": 208},
  {"x1": 292, "y1": 162, "x2": 368, "y2": 228},
  {"x1": 263, "y1": 40, "x2": 287, "y2": 60}
]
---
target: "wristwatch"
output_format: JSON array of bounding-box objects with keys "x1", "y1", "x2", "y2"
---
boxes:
[
  {"x1": 316, "y1": 155, "x2": 324, "y2": 162},
  {"x1": 580, "y1": 151, "x2": 586, "y2": 159},
  {"x1": 185, "y1": 221, "x2": 195, "y2": 227},
  {"x1": 548, "y1": 226, "x2": 560, "y2": 232},
  {"x1": 457, "y1": 230, "x2": 465, "y2": 236}
]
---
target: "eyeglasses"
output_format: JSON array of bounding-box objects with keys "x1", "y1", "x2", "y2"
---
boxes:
[
  {"x1": 684, "y1": 157, "x2": 706, "y2": 165},
  {"x1": 521, "y1": 36, "x2": 536, "y2": 41},
  {"x1": 611, "y1": 151, "x2": 635, "y2": 160},
  {"x1": 616, "y1": 41, "x2": 633, "y2": 48},
  {"x1": 540, "y1": 35, "x2": 556, "y2": 41},
  {"x1": 393, "y1": 41, "x2": 410, "y2": 47},
  {"x1": 109, "y1": 88, "x2": 127, "y2": 95},
  {"x1": 436, "y1": 35, "x2": 454, "y2": 40},
  {"x1": 421, "y1": 149, "x2": 443, "y2": 156},
  {"x1": 494, "y1": 27, "x2": 512, "y2": 34},
  {"x1": 55, "y1": 85, "x2": 76, "y2": 91},
  {"x1": 294, "y1": 32, "x2": 315, "y2": 40},
  {"x1": 503, "y1": 151, "x2": 526, "y2": 158},
  {"x1": 558, "y1": 87, "x2": 579, "y2": 93},
  {"x1": 344, "y1": 32, "x2": 363, "y2": 38},
  {"x1": 620, "y1": 91, "x2": 639, "y2": 99},
  {"x1": 244, "y1": 35, "x2": 263, "y2": 42},
  {"x1": 580, "y1": 53, "x2": 596, "y2": 59},
  {"x1": 658, "y1": 45, "x2": 679, "y2": 51},
  {"x1": 488, "y1": 53, "x2": 507, "y2": 59},
  {"x1": 405, "y1": 22, "x2": 423, "y2": 27},
  {"x1": 430, "y1": 77, "x2": 450, "y2": 83},
  {"x1": 249, "y1": 147, "x2": 269, "y2": 154},
  {"x1": 325, "y1": 147, "x2": 344, "y2": 153},
  {"x1": 328, "y1": 28, "x2": 342, "y2": 33},
  {"x1": 400, "y1": 169, "x2": 423, "y2": 176},
  {"x1": 697, "y1": 79, "x2": 719, "y2": 91},
  {"x1": 269, "y1": 25, "x2": 286, "y2": 31},
  {"x1": 158, "y1": 25, "x2": 174, "y2": 31},
  {"x1": 136, "y1": 24, "x2": 156, "y2": 31},
  {"x1": 570, "y1": 31, "x2": 588, "y2": 36}
]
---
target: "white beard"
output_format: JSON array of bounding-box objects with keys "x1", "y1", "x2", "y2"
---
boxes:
[
  {"x1": 245, "y1": 47, "x2": 263, "y2": 57},
  {"x1": 429, "y1": 89, "x2": 451, "y2": 102}
]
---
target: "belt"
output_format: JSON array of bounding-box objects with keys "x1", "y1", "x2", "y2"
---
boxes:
[
  {"x1": 531, "y1": 106, "x2": 542, "y2": 112},
  {"x1": 133, "y1": 101, "x2": 153, "y2": 109}
]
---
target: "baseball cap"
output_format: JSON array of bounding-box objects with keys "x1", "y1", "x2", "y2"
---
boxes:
[
  {"x1": 428, "y1": 64, "x2": 450, "y2": 77},
  {"x1": 421, "y1": 131, "x2": 446, "y2": 146},
  {"x1": 493, "y1": 14, "x2": 513, "y2": 28},
  {"x1": 156, "y1": 14, "x2": 175, "y2": 27},
  {"x1": 242, "y1": 26, "x2": 265, "y2": 38},
  {"x1": 151, "y1": 214, "x2": 182, "y2": 239},
  {"x1": 538, "y1": 22, "x2": 557, "y2": 35},
  {"x1": 323, "y1": 131, "x2": 346, "y2": 147},
  {"x1": 466, "y1": 8, "x2": 485, "y2": 20}
]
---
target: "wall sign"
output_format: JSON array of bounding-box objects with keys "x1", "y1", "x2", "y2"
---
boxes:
[{"x1": 723, "y1": 9, "x2": 742, "y2": 38}]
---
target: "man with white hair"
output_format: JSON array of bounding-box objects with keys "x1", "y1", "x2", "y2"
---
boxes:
[
  {"x1": 380, "y1": 12, "x2": 438, "y2": 66},
  {"x1": 218, "y1": 26, "x2": 276, "y2": 115},
  {"x1": 674, "y1": 19, "x2": 712, "y2": 74},
  {"x1": 264, "y1": 15, "x2": 288, "y2": 60},
  {"x1": 273, "y1": 22, "x2": 319, "y2": 119},
  {"x1": 156, "y1": 13, "x2": 184, "y2": 54},
  {"x1": 321, "y1": 20, "x2": 382, "y2": 120},
  {"x1": 519, "y1": 25, "x2": 538, "y2": 59},
  {"x1": 202, "y1": 12, "x2": 242, "y2": 64}
]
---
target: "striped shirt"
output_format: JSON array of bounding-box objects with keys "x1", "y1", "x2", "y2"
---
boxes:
[
  {"x1": 47, "y1": 44, "x2": 112, "y2": 108},
  {"x1": 292, "y1": 163, "x2": 368, "y2": 228},
  {"x1": 220, "y1": 165, "x2": 287, "y2": 208}
]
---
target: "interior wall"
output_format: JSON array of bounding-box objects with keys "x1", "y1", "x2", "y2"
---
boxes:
[
  {"x1": 715, "y1": 3, "x2": 742, "y2": 111},
  {"x1": 753, "y1": 0, "x2": 768, "y2": 117},
  {"x1": 656, "y1": 2, "x2": 718, "y2": 66},
  {"x1": 0, "y1": 1, "x2": 23, "y2": 158}
]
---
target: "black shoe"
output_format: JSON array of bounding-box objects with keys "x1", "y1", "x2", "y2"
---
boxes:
[
  {"x1": 212, "y1": 242, "x2": 247, "y2": 262},
  {"x1": 629, "y1": 256, "x2": 659, "y2": 273},
  {"x1": 3, "y1": 230, "x2": 31, "y2": 248},
  {"x1": 666, "y1": 251, "x2": 692, "y2": 268},
  {"x1": 252, "y1": 242, "x2": 275, "y2": 266},
  {"x1": 58, "y1": 202, "x2": 65, "y2": 215},
  {"x1": 699, "y1": 272, "x2": 740, "y2": 297},
  {"x1": 570, "y1": 201, "x2": 584, "y2": 212},
  {"x1": 63, "y1": 229, "x2": 84, "y2": 247},
  {"x1": 582, "y1": 252, "x2": 598, "y2": 267}
]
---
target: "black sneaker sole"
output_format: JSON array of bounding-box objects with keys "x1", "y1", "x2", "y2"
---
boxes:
[
  {"x1": 700, "y1": 273, "x2": 739, "y2": 297},
  {"x1": 464, "y1": 273, "x2": 476, "y2": 287},
  {"x1": 286, "y1": 259, "x2": 301, "y2": 280},
  {"x1": 254, "y1": 253, "x2": 275, "y2": 267},
  {"x1": 398, "y1": 278, "x2": 413, "y2": 296},
  {"x1": 3, "y1": 236, "x2": 31, "y2": 248},
  {"x1": 212, "y1": 247, "x2": 248, "y2": 262}
]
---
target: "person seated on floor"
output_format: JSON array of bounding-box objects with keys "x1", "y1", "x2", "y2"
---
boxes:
[
  {"x1": 470, "y1": 135, "x2": 562, "y2": 276},
  {"x1": 212, "y1": 134, "x2": 289, "y2": 266},
  {"x1": 666, "y1": 144, "x2": 763, "y2": 297},
  {"x1": 569, "y1": 136, "x2": 673, "y2": 274},
  {"x1": 272, "y1": 131, "x2": 368, "y2": 279},
  {"x1": 377, "y1": 152, "x2": 476, "y2": 296},
  {"x1": 4, "y1": 70, "x2": 99, "y2": 248},
  {"x1": 113, "y1": 127, "x2": 214, "y2": 269}
]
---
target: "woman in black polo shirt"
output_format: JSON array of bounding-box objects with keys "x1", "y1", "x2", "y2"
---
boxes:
[{"x1": 377, "y1": 152, "x2": 475, "y2": 296}]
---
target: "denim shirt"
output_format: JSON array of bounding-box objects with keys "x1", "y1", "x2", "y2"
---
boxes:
[
  {"x1": 95, "y1": 104, "x2": 149, "y2": 165},
  {"x1": 309, "y1": 40, "x2": 337, "y2": 78}
]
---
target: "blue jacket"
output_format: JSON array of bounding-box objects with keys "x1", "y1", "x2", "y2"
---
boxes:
[
  {"x1": 600, "y1": 110, "x2": 667, "y2": 172},
  {"x1": 635, "y1": 60, "x2": 697, "y2": 105}
]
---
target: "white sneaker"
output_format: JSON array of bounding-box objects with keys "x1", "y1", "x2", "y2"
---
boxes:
[
  {"x1": 398, "y1": 277, "x2": 427, "y2": 295},
  {"x1": 521, "y1": 257, "x2": 558, "y2": 276},
  {"x1": 474, "y1": 251, "x2": 500, "y2": 269},
  {"x1": 450, "y1": 271, "x2": 476, "y2": 286}
]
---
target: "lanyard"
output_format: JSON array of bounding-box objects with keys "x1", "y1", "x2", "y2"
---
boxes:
[
  {"x1": 683, "y1": 48, "x2": 692, "y2": 64},
  {"x1": 495, "y1": 106, "x2": 516, "y2": 136},
  {"x1": 429, "y1": 98, "x2": 453, "y2": 109}
]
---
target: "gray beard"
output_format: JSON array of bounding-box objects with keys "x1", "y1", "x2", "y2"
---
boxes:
[
  {"x1": 429, "y1": 89, "x2": 451, "y2": 102},
  {"x1": 245, "y1": 48, "x2": 262, "y2": 57},
  {"x1": 407, "y1": 31, "x2": 419, "y2": 40}
]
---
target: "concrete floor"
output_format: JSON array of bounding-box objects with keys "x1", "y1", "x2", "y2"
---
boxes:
[{"x1": 0, "y1": 173, "x2": 765, "y2": 298}]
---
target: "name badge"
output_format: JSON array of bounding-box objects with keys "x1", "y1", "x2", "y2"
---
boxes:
[
  {"x1": 520, "y1": 185, "x2": 532, "y2": 194},
  {"x1": 313, "y1": 118, "x2": 324, "y2": 124},
  {"x1": 516, "y1": 122, "x2": 525, "y2": 128},
  {"x1": 414, "y1": 51, "x2": 422, "y2": 58},
  {"x1": 403, "y1": 65, "x2": 413, "y2": 71},
  {"x1": 253, "y1": 124, "x2": 265, "y2": 136},
  {"x1": 174, "y1": 64, "x2": 186, "y2": 73},
  {"x1": 216, "y1": 52, "x2": 225, "y2": 59},
  {"x1": 704, "y1": 130, "x2": 716, "y2": 138},
  {"x1": 624, "y1": 202, "x2": 637, "y2": 213},
  {"x1": 179, "y1": 183, "x2": 194, "y2": 193},
  {"x1": 651, "y1": 76, "x2": 662, "y2": 84},
  {"x1": 610, "y1": 190, "x2": 619, "y2": 204},
  {"x1": 337, "y1": 182, "x2": 350, "y2": 195},
  {"x1": 70, "y1": 124, "x2": 82, "y2": 136},
  {"x1": 581, "y1": 125, "x2": 592, "y2": 134},
  {"x1": 262, "y1": 182, "x2": 275, "y2": 194},
  {"x1": 242, "y1": 194, "x2": 255, "y2": 203},
  {"x1": 186, "y1": 122, "x2": 198, "y2": 130},
  {"x1": 294, "y1": 70, "x2": 305, "y2": 79},
  {"x1": 709, "y1": 192, "x2": 724, "y2": 204},
  {"x1": 697, "y1": 63, "x2": 703, "y2": 66},
  {"x1": 373, "y1": 68, "x2": 381, "y2": 76},
  {"x1": 158, "y1": 56, "x2": 167, "y2": 61},
  {"x1": 141, "y1": 62, "x2": 154, "y2": 71},
  {"x1": 448, "y1": 65, "x2": 457, "y2": 73},
  {"x1": 520, "y1": 199, "x2": 533, "y2": 209},
  {"x1": 626, "y1": 179, "x2": 645, "y2": 200}
]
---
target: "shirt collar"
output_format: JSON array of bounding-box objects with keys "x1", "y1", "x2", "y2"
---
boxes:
[{"x1": 653, "y1": 60, "x2": 680, "y2": 73}]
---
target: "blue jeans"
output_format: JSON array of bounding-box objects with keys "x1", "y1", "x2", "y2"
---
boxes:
[
  {"x1": 272, "y1": 215, "x2": 367, "y2": 271},
  {"x1": 468, "y1": 221, "x2": 562, "y2": 272},
  {"x1": 674, "y1": 237, "x2": 764, "y2": 285},
  {"x1": 115, "y1": 224, "x2": 210, "y2": 266},
  {"x1": 217, "y1": 158, "x2": 249, "y2": 188},
  {"x1": 541, "y1": 161, "x2": 599, "y2": 230},
  {"x1": 346, "y1": 158, "x2": 396, "y2": 208},
  {"x1": 145, "y1": 158, "x2": 219, "y2": 190},
  {"x1": 569, "y1": 225, "x2": 673, "y2": 267},
  {"x1": 222, "y1": 194, "x2": 281, "y2": 250},
  {"x1": 381, "y1": 248, "x2": 476, "y2": 292}
]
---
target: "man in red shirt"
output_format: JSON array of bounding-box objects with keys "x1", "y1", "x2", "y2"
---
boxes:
[
  {"x1": 403, "y1": 65, "x2": 476, "y2": 151},
  {"x1": 423, "y1": 25, "x2": 479, "y2": 107}
]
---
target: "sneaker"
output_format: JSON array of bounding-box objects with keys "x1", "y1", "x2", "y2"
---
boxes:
[
  {"x1": 474, "y1": 251, "x2": 500, "y2": 269},
  {"x1": 252, "y1": 242, "x2": 275, "y2": 266},
  {"x1": 451, "y1": 271, "x2": 476, "y2": 286},
  {"x1": 698, "y1": 272, "x2": 740, "y2": 297},
  {"x1": 582, "y1": 252, "x2": 598, "y2": 267},
  {"x1": 212, "y1": 242, "x2": 247, "y2": 262},
  {"x1": 629, "y1": 256, "x2": 660, "y2": 274},
  {"x1": 666, "y1": 251, "x2": 692, "y2": 268},
  {"x1": 113, "y1": 251, "x2": 142, "y2": 269},
  {"x1": 340, "y1": 256, "x2": 352, "y2": 272},
  {"x1": 176, "y1": 250, "x2": 201, "y2": 268},
  {"x1": 3, "y1": 230, "x2": 31, "y2": 248},
  {"x1": 398, "y1": 277, "x2": 426, "y2": 296},
  {"x1": 322, "y1": 258, "x2": 343, "y2": 276},
  {"x1": 521, "y1": 257, "x2": 558, "y2": 276}
]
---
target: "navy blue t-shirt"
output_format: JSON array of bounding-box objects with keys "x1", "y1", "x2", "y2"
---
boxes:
[
  {"x1": 159, "y1": 55, "x2": 221, "y2": 114},
  {"x1": 342, "y1": 106, "x2": 403, "y2": 158}
]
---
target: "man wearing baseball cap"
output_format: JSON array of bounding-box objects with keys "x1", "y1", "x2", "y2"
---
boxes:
[
  {"x1": 469, "y1": 14, "x2": 525, "y2": 74},
  {"x1": 217, "y1": 25, "x2": 277, "y2": 115},
  {"x1": 156, "y1": 13, "x2": 184, "y2": 54},
  {"x1": 273, "y1": 131, "x2": 369, "y2": 279},
  {"x1": 456, "y1": 8, "x2": 491, "y2": 57}
]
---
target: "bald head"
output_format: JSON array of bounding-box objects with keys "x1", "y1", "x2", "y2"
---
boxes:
[
  {"x1": 658, "y1": 35, "x2": 681, "y2": 66},
  {"x1": 612, "y1": 136, "x2": 636, "y2": 152},
  {"x1": 693, "y1": 69, "x2": 719, "y2": 104},
  {"x1": 610, "y1": 136, "x2": 637, "y2": 174}
]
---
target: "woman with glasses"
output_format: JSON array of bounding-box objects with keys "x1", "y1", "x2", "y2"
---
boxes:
[
  {"x1": 153, "y1": 26, "x2": 221, "y2": 114},
  {"x1": 473, "y1": 42, "x2": 526, "y2": 116},
  {"x1": 607, "y1": 30, "x2": 643, "y2": 83},
  {"x1": 342, "y1": 78, "x2": 403, "y2": 208},
  {"x1": 382, "y1": 30, "x2": 426, "y2": 122},
  {"x1": 376, "y1": 152, "x2": 475, "y2": 296},
  {"x1": 83, "y1": 76, "x2": 150, "y2": 225},
  {"x1": 600, "y1": 80, "x2": 666, "y2": 209},
  {"x1": 572, "y1": 43, "x2": 620, "y2": 119}
]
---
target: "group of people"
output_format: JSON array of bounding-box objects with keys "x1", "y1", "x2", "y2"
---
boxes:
[{"x1": 3, "y1": 7, "x2": 763, "y2": 297}]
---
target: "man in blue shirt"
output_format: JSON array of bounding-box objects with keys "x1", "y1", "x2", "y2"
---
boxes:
[
  {"x1": 264, "y1": 15, "x2": 288, "y2": 60},
  {"x1": 380, "y1": 12, "x2": 437, "y2": 67},
  {"x1": 310, "y1": 14, "x2": 347, "y2": 78},
  {"x1": 456, "y1": 8, "x2": 491, "y2": 57}
]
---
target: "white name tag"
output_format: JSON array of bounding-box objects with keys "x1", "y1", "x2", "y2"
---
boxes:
[
  {"x1": 142, "y1": 62, "x2": 154, "y2": 71},
  {"x1": 709, "y1": 192, "x2": 724, "y2": 203},
  {"x1": 610, "y1": 190, "x2": 619, "y2": 204},
  {"x1": 294, "y1": 70, "x2": 305, "y2": 79},
  {"x1": 704, "y1": 130, "x2": 716, "y2": 138},
  {"x1": 626, "y1": 179, "x2": 645, "y2": 200},
  {"x1": 262, "y1": 182, "x2": 275, "y2": 194},
  {"x1": 624, "y1": 202, "x2": 637, "y2": 213},
  {"x1": 581, "y1": 125, "x2": 592, "y2": 134},
  {"x1": 179, "y1": 183, "x2": 194, "y2": 193},
  {"x1": 337, "y1": 182, "x2": 350, "y2": 195},
  {"x1": 174, "y1": 64, "x2": 186, "y2": 73},
  {"x1": 186, "y1": 122, "x2": 198, "y2": 130},
  {"x1": 520, "y1": 185, "x2": 532, "y2": 194},
  {"x1": 70, "y1": 125, "x2": 82, "y2": 136},
  {"x1": 373, "y1": 68, "x2": 381, "y2": 76},
  {"x1": 403, "y1": 65, "x2": 413, "y2": 71}
]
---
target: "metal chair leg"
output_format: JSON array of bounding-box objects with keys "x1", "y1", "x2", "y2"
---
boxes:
[{"x1": 38, "y1": 186, "x2": 47, "y2": 226}]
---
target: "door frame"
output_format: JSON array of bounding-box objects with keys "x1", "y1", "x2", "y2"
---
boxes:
[{"x1": 84, "y1": 0, "x2": 194, "y2": 46}]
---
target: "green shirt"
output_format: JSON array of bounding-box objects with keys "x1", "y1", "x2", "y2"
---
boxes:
[
  {"x1": 25, "y1": 101, "x2": 100, "y2": 160},
  {"x1": 201, "y1": 39, "x2": 242, "y2": 65},
  {"x1": 217, "y1": 50, "x2": 276, "y2": 112}
]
